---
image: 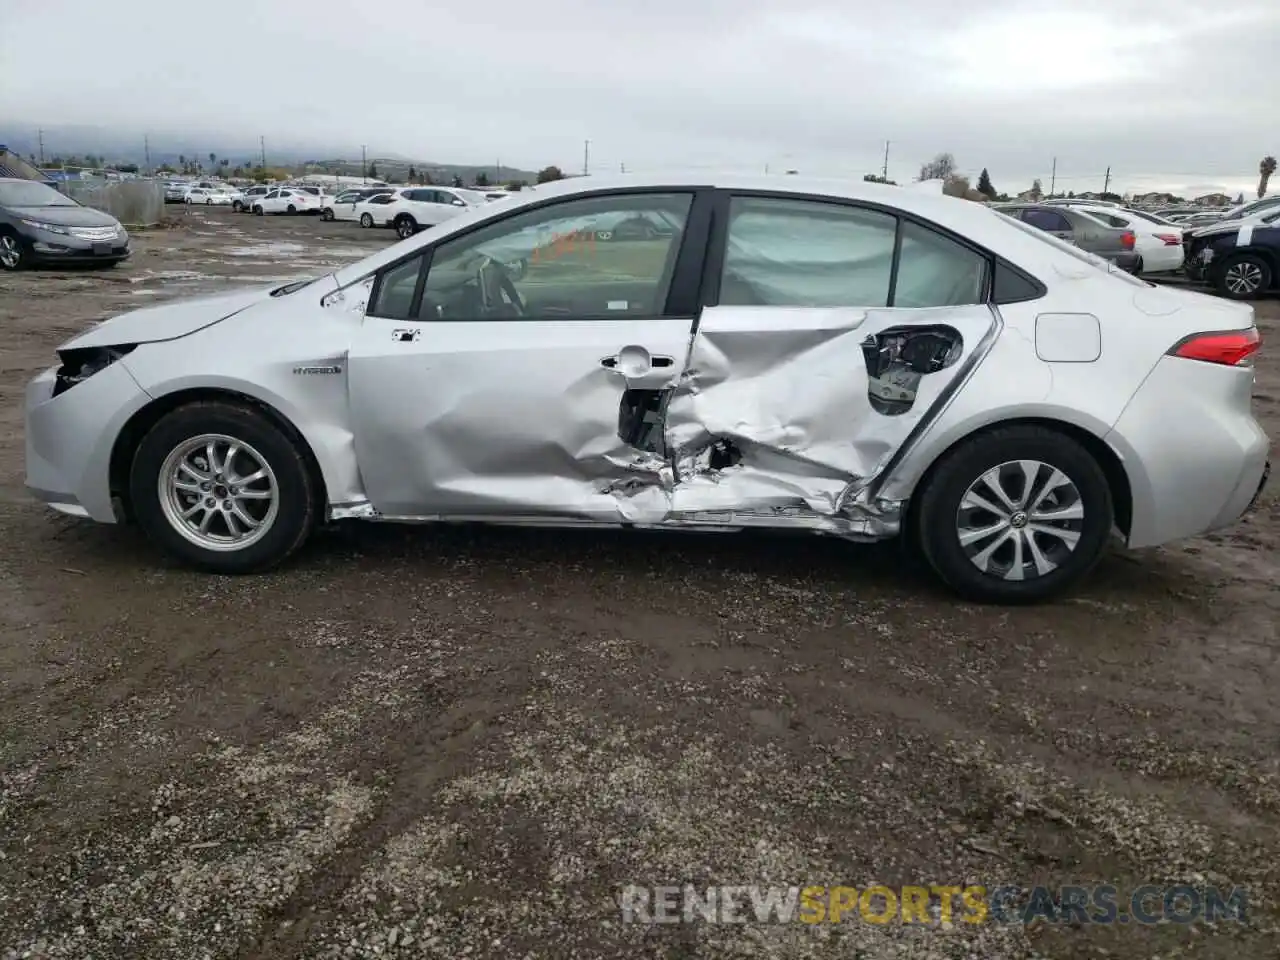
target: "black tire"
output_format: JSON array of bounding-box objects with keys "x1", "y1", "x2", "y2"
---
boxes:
[
  {"x1": 360, "y1": 213, "x2": 374, "y2": 228},
  {"x1": 911, "y1": 425, "x2": 1113, "y2": 604},
  {"x1": 205, "y1": 198, "x2": 213, "y2": 205},
  {"x1": 232, "y1": 201, "x2": 243, "y2": 212},
  {"x1": 0, "y1": 230, "x2": 27, "y2": 271},
  {"x1": 253, "y1": 205, "x2": 264, "y2": 216},
  {"x1": 129, "y1": 401, "x2": 317, "y2": 573},
  {"x1": 321, "y1": 207, "x2": 334, "y2": 221},
  {"x1": 286, "y1": 204, "x2": 296, "y2": 214},
  {"x1": 394, "y1": 215, "x2": 417, "y2": 239},
  {"x1": 1214, "y1": 253, "x2": 1272, "y2": 300}
]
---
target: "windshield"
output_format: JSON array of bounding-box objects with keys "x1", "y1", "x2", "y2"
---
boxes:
[
  {"x1": 455, "y1": 189, "x2": 488, "y2": 205},
  {"x1": 995, "y1": 211, "x2": 1148, "y2": 287},
  {"x1": 0, "y1": 181, "x2": 78, "y2": 207}
]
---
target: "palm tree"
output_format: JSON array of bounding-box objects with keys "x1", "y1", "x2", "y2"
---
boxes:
[
  {"x1": 209, "y1": 152, "x2": 216, "y2": 170},
  {"x1": 1259, "y1": 156, "x2": 1277, "y2": 199}
]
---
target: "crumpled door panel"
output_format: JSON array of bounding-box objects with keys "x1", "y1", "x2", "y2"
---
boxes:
[{"x1": 658, "y1": 303, "x2": 998, "y2": 531}]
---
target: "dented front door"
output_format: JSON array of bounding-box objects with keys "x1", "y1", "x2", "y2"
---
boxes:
[{"x1": 346, "y1": 189, "x2": 707, "y2": 521}]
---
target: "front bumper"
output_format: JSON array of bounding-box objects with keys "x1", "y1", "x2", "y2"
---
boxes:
[
  {"x1": 25, "y1": 358, "x2": 151, "y2": 523},
  {"x1": 24, "y1": 226, "x2": 130, "y2": 265}
]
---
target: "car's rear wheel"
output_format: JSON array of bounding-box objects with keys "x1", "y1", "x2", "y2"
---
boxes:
[
  {"x1": 1215, "y1": 253, "x2": 1271, "y2": 300},
  {"x1": 253, "y1": 205, "x2": 264, "y2": 216},
  {"x1": 360, "y1": 213, "x2": 374, "y2": 228},
  {"x1": 0, "y1": 231, "x2": 27, "y2": 271},
  {"x1": 394, "y1": 215, "x2": 418, "y2": 239},
  {"x1": 286, "y1": 204, "x2": 296, "y2": 214},
  {"x1": 129, "y1": 402, "x2": 317, "y2": 573},
  {"x1": 232, "y1": 200, "x2": 243, "y2": 212},
  {"x1": 321, "y1": 207, "x2": 334, "y2": 221},
  {"x1": 912, "y1": 425, "x2": 1113, "y2": 604}
]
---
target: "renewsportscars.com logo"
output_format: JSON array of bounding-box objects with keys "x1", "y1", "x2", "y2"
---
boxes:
[{"x1": 619, "y1": 884, "x2": 1248, "y2": 926}]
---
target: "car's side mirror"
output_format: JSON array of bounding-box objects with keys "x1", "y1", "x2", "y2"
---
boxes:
[{"x1": 452, "y1": 199, "x2": 466, "y2": 206}]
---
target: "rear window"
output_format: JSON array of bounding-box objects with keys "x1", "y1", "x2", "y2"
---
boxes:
[{"x1": 996, "y1": 212, "x2": 1148, "y2": 287}]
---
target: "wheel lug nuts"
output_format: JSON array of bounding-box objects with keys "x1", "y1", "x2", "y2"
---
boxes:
[
  {"x1": 222, "y1": 500, "x2": 231, "y2": 510},
  {"x1": 205, "y1": 497, "x2": 215, "y2": 507}
]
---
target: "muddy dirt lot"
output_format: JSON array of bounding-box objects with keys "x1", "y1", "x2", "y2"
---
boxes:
[{"x1": 1, "y1": 207, "x2": 1278, "y2": 959}]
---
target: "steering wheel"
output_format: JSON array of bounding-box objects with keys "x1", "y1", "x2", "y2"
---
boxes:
[{"x1": 477, "y1": 256, "x2": 525, "y2": 316}]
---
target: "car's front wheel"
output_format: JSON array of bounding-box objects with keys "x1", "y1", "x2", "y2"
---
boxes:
[
  {"x1": 0, "y1": 231, "x2": 26, "y2": 271},
  {"x1": 286, "y1": 204, "x2": 296, "y2": 214},
  {"x1": 911, "y1": 425, "x2": 1113, "y2": 604},
  {"x1": 321, "y1": 207, "x2": 334, "y2": 221},
  {"x1": 129, "y1": 401, "x2": 317, "y2": 573},
  {"x1": 1215, "y1": 253, "x2": 1271, "y2": 300},
  {"x1": 360, "y1": 213, "x2": 374, "y2": 228},
  {"x1": 253, "y1": 205, "x2": 264, "y2": 216},
  {"x1": 232, "y1": 200, "x2": 243, "y2": 212}
]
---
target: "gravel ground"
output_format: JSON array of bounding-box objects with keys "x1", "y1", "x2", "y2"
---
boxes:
[{"x1": 1, "y1": 206, "x2": 1278, "y2": 959}]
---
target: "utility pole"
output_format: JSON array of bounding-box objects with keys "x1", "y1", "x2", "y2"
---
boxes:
[
  {"x1": 144, "y1": 134, "x2": 151, "y2": 175},
  {"x1": 882, "y1": 140, "x2": 890, "y2": 181},
  {"x1": 361, "y1": 144, "x2": 367, "y2": 183},
  {"x1": 1049, "y1": 157, "x2": 1056, "y2": 196},
  {"x1": 1103, "y1": 166, "x2": 1111, "y2": 196},
  {"x1": 583, "y1": 139, "x2": 590, "y2": 176},
  {"x1": 620, "y1": 162, "x2": 626, "y2": 173},
  {"x1": 764, "y1": 163, "x2": 770, "y2": 175},
  {"x1": 259, "y1": 136, "x2": 266, "y2": 169},
  {"x1": 37, "y1": 128, "x2": 44, "y2": 165}
]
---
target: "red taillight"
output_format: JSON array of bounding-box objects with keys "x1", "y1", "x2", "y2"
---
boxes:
[
  {"x1": 1171, "y1": 327, "x2": 1261, "y2": 366},
  {"x1": 1120, "y1": 231, "x2": 1135, "y2": 250},
  {"x1": 1155, "y1": 233, "x2": 1182, "y2": 246}
]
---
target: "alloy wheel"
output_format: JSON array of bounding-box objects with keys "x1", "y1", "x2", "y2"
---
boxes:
[
  {"x1": 157, "y1": 434, "x2": 279, "y2": 552},
  {"x1": 955, "y1": 459, "x2": 1084, "y2": 581},
  {"x1": 1225, "y1": 261, "x2": 1264, "y2": 296},
  {"x1": 0, "y1": 235, "x2": 21, "y2": 269}
]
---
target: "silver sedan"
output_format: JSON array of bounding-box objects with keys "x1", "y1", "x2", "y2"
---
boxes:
[{"x1": 24, "y1": 174, "x2": 1270, "y2": 603}]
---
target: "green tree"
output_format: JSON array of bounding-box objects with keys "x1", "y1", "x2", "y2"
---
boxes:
[
  {"x1": 474, "y1": 171, "x2": 490, "y2": 187},
  {"x1": 505, "y1": 180, "x2": 526, "y2": 191},
  {"x1": 408, "y1": 165, "x2": 417, "y2": 183},
  {"x1": 863, "y1": 173, "x2": 897, "y2": 185},
  {"x1": 368, "y1": 162, "x2": 379, "y2": 179},
  {"x1": 452, "y1": 175, "x2": 464, "y2": 187},
  {"x1": 536, "y1": 165, "x2": 565, "y2": 183},
  {"x1": 976, "y1": 168, "x2": 995, "y2": 198}
]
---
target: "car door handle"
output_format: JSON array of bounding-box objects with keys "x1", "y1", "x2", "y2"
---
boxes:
[{"x1": 601, "y1": 352, "x2": 674, "y2": 371}]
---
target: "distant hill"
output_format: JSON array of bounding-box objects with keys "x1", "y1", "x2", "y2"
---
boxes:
[{"x1": 0, "y1": 124, "x2": 540, "y2": 184}]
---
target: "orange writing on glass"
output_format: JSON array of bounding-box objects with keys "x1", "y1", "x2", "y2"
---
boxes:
[{"x1": 531, "y1": 228, "x2": 597, "y2": 263}]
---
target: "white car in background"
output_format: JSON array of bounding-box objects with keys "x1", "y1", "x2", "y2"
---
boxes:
[
  {"x1": 233, "y1": 185, "x2": 271, "y2": 213},
  {"x1": 252, "y1": 188, "x2": 322, "y2": 216},
  {"x1": 322, "y1": 188, "x2": 395, "y2": 222},
  {"x1": 184, "y1": 187, "x2": 229, "y2": 206},
  {"x1": 357, "y1": 187, "x2": 488, "y2": 238},
  {"x1": 1054, "y1": 202, "x2": 1185, "y2": 274}
]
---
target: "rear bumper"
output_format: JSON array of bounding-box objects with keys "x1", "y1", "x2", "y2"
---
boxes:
[{"x1": 1108, "y1": 355, "x2": 1270, "y2": 548}]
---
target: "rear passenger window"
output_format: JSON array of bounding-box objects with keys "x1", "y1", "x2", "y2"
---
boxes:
[
  {"x1": 892, "y1": 221, "x2": 988, "y2": 307},
  {"x1": 719, "y1": 197, "x2": 897, "y2": 307}
]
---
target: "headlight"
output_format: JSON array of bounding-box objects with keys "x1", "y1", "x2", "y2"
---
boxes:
[
  {"x1": 52, "y1": 344, "x2": 137, "y2": 397},
  {"x1": 21, "y1": 219, "x2": 70, "y2": 235}
]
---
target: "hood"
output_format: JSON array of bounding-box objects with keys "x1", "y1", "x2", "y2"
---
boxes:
[
  {"x1": 60, "y1": 284, "x2": 304, "y2": 350},
  {"x1": 7, "y1": 204, "x2": 122, "y2": 228}
]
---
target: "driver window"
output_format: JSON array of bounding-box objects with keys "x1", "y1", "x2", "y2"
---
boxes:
[{"x1": 416, "y1": 192, "x2": 694, "y2": 321}]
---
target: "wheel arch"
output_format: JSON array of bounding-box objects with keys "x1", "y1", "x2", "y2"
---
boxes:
[
  {"x1": 901, "y1": 415, "x2": 1133, "y2": 539},
  {"x1": 109, "y1": 387, "x2": 327, "y2": 524},
  {"x1": 1218, "y1": 245, "x2": 1277, "y2": 279}
]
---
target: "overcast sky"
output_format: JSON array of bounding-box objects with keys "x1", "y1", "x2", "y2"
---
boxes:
[{"x1": 2, "y1": 0, "x2": 1275, "y2": 196}]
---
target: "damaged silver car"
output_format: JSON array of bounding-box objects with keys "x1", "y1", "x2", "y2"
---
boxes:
[{"x1": 25, "y1": 174, "x2": 1269, "y2": 602}]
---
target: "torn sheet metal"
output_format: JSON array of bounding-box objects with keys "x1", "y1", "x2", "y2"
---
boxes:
[{"x1": 661, "y1": 303, "x2": 999, "y2": 527}]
